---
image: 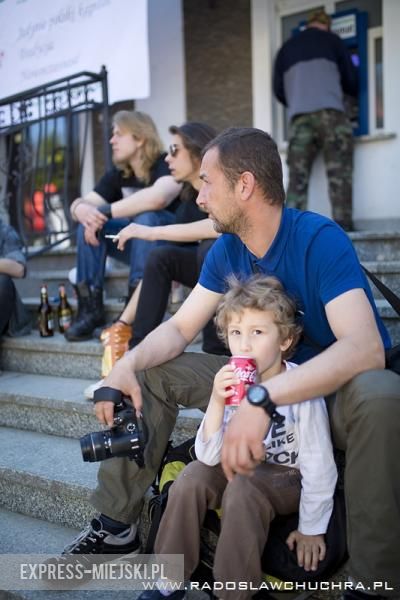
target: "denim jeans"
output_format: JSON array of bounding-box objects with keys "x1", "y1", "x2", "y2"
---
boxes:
[
  {"x1": 130, "y1": 239, "x2": 226, "y2": 354},
  {"x1": 76, "y1": 209, "x2": 176, "y2": 288},
  {"x1": 0, "y1": 273, "x2": 15, "y2": 335}
]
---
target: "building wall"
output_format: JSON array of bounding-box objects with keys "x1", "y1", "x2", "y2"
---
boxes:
[
  {"x1": 257, "y1": 0, "x2": 400, "y2": 230},
  {"x1": 136, "y1": 0, "x2": 186, "y2": 146},
  {"x1": 184, "y1": 0, "x2": 252, "y2": 132}
]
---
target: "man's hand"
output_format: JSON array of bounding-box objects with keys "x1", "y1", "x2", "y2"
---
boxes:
[
  {"x1": 75, "y1": 203, "x2": 108, "y2": 231},
  {"x1": 117, "y1": 223, "x2": 154, "y2": 250},
  {"x1": 286, "y1": 530, "x2": 326, "y2": 572},
  {"x1": 94, "y1": 355, "x2": 142, "y2": 427},
  {"x1": 211, "y1": 364, "x2": 238, "y2": 405},
  {"x1": 221, "y1": 400, "x2": 270, "y2": 480},
  {"x1": 84, "y1": 225, "x2": 101, "y2": 246}
]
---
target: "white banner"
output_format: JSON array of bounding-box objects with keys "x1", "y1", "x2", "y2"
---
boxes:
[{"x1": 0, "y1": 0, "x2": 149, "y2": 103}]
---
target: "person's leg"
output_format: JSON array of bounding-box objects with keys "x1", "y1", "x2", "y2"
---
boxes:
[
  {"x1": 0, "y1": 274, "x2": 16, "y2": 335},
  {"x1": 214, "y1": 463, "x2": 301, "y2": 600},
  {"x1": 128, "y1": 210, "x2": 176, "y2": 286},
  {"x1": 327, "y1": 369, "x2": 400, "y2": 596},
  {"x1": 130, "y1": 244, "x2": 200, "y2": 347},
  {"x1": 155, "y1": 461, "x2": 228, "y2": 580},
  {"x1": 91, "y1": 352, "x2": 227, "y2": 523},
  {"x1": 321, "y1": 110, "x2": 354, "y2": 231},
  {"x1": 196, "y1": 240, "x2": 228, "y2": 355},
  {"x1": 286, "y1": 113, "x2": 320, "y2": 211},
  {"x1": 76, "y1": 223, "x2": 107, "y2": 287}
]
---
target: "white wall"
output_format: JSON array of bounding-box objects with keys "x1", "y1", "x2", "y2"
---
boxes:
[
  {"x1": 136, "y1": 0, "x2": 186, "y2": 147},
  {"x1": 251, "y1": 0, "x2": 276, "y2": 134}
]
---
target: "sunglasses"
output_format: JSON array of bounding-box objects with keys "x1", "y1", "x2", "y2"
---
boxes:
[{"x1": 168, "y1": 144, "x2": 179, "y2": 157}]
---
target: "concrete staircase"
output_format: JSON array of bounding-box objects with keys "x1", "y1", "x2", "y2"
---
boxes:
[{"x1": 0, "y1": 231, "x2": 399, "y2": 599}]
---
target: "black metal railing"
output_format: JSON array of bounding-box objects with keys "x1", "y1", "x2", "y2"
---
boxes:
[{"x1": 0, "y1": 67, "x2": 111, "y2": 256}]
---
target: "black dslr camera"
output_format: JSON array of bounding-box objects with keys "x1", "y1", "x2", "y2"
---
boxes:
[{"x1": 80, "y1": 387, "x2": 147, "y2": 467}]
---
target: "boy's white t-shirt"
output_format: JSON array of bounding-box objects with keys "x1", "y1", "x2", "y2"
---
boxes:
[{"x1": 195, "y1": 361, "x2": 338, "y2": 535}]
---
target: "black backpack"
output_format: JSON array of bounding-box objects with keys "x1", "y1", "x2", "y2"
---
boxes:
[{"x1": 146, "y1": 437, "x2": 347, "y2": 593}]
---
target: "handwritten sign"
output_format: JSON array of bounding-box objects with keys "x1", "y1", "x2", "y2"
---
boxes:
[{"x1": 0, "y1": 0, "x2": 149, "y2": 103}]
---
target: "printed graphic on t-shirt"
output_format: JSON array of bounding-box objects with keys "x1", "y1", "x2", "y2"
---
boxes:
[{"x1": 264, "y1": 416, "x2": 299, "y2": 466}]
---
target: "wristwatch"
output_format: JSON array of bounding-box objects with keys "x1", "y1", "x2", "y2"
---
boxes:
[{"x1": 246, "y1": 384, "x2": 284, "y2": 424}]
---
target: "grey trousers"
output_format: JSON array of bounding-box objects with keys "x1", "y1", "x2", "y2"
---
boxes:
[
  {"x1": 90, "y1": 352, "x2": 400, "y2": 595},
  {"x1": 155, "y1": 461, "x2": 301, "y2": 600}
]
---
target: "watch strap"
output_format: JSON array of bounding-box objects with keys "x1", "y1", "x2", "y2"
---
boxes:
[{"x1": 263, "y1": 397, "x2": 285, "y2": 425}]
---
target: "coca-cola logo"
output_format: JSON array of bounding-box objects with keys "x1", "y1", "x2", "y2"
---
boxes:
[{"x1": 233, "y1": 366, "x2": 257, "y2": 383}]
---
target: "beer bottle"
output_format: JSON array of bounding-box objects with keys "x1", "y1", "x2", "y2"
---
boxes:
[
  {"x1": 38, "y1": 284, "x2": 54, "y2": 337},
  {"x1": 57, "y1": 283, "x2": 73, "y2": 333}
]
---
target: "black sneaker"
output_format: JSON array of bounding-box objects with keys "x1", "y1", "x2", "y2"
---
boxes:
[
  {"x1": 42, "y1": 518, "x2": 141, "y2": 588},
  {"x1": 62, "y1": 517, "x2": 141, "y2": 556}
]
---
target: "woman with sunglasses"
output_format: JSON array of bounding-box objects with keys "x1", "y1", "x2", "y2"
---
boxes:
[{"x1": 89, "y1": 122, "x2": 226, "y2": 393}]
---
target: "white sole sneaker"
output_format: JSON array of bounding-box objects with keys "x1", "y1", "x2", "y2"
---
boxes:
[{"x1": 84, "y1": 379, "x2": 104, "y2": 400}]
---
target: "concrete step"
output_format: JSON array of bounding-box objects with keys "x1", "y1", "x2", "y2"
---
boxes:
[
  {"x1": 24, "y1": 232, "x2": 400, "y2": 271},
  {"x1": 23, "y1": 297, "x2": 124, "y2": 330},
  {"x1": 0, "y1": 418, "x2": 201, "y2": 529},
  {"x1": 0, "y1": 510, "x2": 209, "y2": 600},
  {"x1": 0, "y1": 427, "x2": 98, "y2": 528},
  {"x1": 0, "y1": 510, "x2": 156, "y2": 599},
  {"x1": 377, "y1": 300, "x2": 400, "y2": 345},
  {"x1": 0, "y1": 371, "x2": 203, "y2": 441},
  {"x1": 0, "y1": 372, "x2": 100, "y2": 438},
  {"x1": 349, "y1": 230, "x2": 400, "y2": 262},
  {"x1": 363, "y1": 260, "x2": 400, "y2": 299},
  {"x1": 15, "y1": 268, "x2": 130, "y2": 300},
  {"x1": 0, "y1": 333, "x2": 102, "y2": 379},
  {"x1": 25, "y1": 246, "x2": 76, "y2": 271},
  {"x1": 0, "y1": 332, "x2": 203, "y2": 379}
]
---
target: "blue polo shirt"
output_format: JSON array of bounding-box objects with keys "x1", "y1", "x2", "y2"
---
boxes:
[{"x1": 199, "y1": 208, "x2": 391, "y2": 364}]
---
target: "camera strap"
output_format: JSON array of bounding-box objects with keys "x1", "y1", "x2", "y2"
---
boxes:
[{"x1": 93, "y1": 386, "x2": 123, "y2": 405}]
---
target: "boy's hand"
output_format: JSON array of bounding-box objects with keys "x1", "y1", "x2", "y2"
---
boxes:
[
  {"x1": 211, "y1": 364, "x2": 239, "y2": 405},
  {"x1": 286, "y1": 530, "x2": 326, "y2": 572}
]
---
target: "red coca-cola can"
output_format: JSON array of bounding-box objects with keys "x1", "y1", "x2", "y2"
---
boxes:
[{"x1": 227, "y1": 356, "x2": 258, "y2": 406}]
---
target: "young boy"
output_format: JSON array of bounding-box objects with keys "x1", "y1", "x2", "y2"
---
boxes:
[{"x1": 139, "y1": 275, "x2": 337, "y2": 600}]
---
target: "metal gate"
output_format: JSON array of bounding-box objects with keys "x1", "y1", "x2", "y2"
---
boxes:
[{"x1": 0, "y1": 67, "x2": 111, "y2": 255}]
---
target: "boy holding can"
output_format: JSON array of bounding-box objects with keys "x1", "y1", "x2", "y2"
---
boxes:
[{"x1": 139, "y1": 275, "x2": 337, "y2": 600}]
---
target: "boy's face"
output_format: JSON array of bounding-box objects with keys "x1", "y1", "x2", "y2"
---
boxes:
[{"x1": 227, "y1": 308, "x2": 292, "y2": 380}]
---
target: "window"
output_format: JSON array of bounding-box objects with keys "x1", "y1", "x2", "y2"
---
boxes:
[{"x1": 368, "y1": 27, "x2": 384, "y2": 131}]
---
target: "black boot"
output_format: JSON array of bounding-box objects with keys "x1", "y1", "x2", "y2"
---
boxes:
[{"x1": 65, "y1": 283, "x2": 106, "y2": 341}]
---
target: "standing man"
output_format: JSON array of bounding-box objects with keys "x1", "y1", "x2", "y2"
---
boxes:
[
  {"x1": 66, "y1": 110, "x2": 181, "y2": 341},
  {"x1": 0, "y1": 219, "x2": 31, "y2": 338},
  {"x1": 64, "y1": 128, "x2": 399, "y2": 599},
  {"x1": 273, "y1": 8, "x2": 358, "y2": 231}
]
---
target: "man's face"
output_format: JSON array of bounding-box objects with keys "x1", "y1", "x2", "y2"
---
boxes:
[
  {"x1": 197, "y1": 147, "x2": 243, "y2": 234},
  {"x1": 165, "y1": 134, "x2": 198, "y2": 184},
  {"x1": 110, "y1": 125, "x2": 141, "y2": 163}
]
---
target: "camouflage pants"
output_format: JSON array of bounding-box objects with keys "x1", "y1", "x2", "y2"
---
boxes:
[{"x1": 286, "y1": 109, "x2": 354, "y2": 229}]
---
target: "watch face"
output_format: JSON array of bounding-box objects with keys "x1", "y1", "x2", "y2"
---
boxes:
[{"x1": 248, "y1": 385, "x2": 267, "y2": 405}]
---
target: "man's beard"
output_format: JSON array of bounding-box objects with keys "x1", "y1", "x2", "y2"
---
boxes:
[{"x1": 212, "y1": 209, "x2": 249, "y2": 236}]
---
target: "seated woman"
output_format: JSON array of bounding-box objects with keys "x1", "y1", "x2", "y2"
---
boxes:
[{"x1": 86, "y1": 122, "x2": 227, "y2": 396}]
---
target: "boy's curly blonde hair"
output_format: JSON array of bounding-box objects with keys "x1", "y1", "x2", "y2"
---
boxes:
[{"x1": 215, "y1": 275, "x2": 303, "y2": 359}]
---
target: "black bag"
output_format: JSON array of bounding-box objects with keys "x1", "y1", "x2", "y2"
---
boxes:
[
  {"x1": 147, "y1": 438, "x2": 347, "y2": 590},
  {"x1": 362, "y1": 266, "x2": 400, "y2": 375}
]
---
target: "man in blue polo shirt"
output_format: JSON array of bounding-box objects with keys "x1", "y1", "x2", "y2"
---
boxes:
[{"x1": 82, "y1": 128, "x2": 398, "y2": 599}]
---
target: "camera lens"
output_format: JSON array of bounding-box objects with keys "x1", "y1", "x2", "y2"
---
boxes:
[{"x1": 80, "y1": 431, "x2": 111, "y2": 462}]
